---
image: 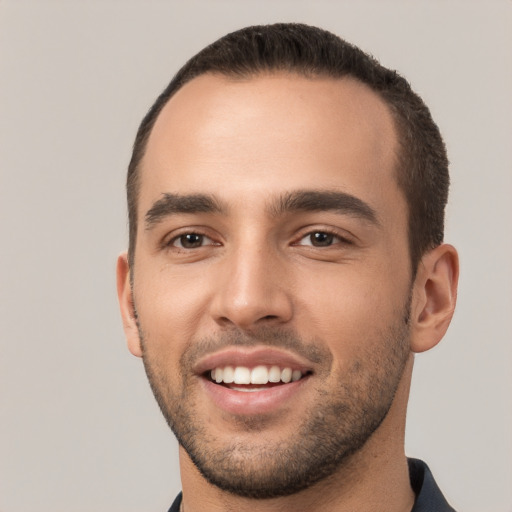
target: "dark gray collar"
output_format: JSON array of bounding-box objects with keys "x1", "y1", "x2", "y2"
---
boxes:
[
  {"x1": 168, "y1": 458, "x2": 457, "y2": 512},
  {"x1": 409, "y1": 458, "x2": 456, "y2": 512}
]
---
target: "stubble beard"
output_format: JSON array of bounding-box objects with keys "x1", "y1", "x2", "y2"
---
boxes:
[{"x1": 137, "y1": 302, "x2": 411, "y2": 500}]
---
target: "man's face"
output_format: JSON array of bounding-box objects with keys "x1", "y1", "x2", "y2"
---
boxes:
[{"x1": 125, "y1": 73, "x2": 414, "y2": 497}]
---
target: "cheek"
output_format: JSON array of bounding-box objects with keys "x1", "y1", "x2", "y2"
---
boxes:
[
  {"x1": 293, "y1": 263, "x2": 409, "y2": 361},
  {"x1": 133, "y1": 263, "x2": 213, "y2": 352}
]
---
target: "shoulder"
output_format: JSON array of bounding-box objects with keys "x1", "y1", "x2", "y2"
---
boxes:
[
  {"x1": 167, "y1": 492, "x2": 182, "y2": 512},
  {"x1": 409, "y1": 458, "x2": 457, "y2": 512}
]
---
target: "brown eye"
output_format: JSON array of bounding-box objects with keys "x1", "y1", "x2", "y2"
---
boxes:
[
  {"x1": 295, "y1": 230, "x2": 353, "y2": 249},
  {"x1": 173, "y1": 233, "x2": 206, "y2": 249},
  {"x1": 309, "y1": 232, "x2": 334, "y2": 246},
  {"x1": 297, "y1": 231, "x2": 337, "y2": 247}
]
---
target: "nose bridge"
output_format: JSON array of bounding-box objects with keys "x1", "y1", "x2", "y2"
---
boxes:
[{"x1": 212, "y1": 235, "x2": 293, "y2": 329}]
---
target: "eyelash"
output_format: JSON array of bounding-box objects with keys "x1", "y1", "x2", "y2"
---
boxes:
[
  {"x1": 166, "y1": 231, "x2": 218, "y2": 250},
  {"x1": 293, "y1": 229, "x2": 353, "y2": 248},
  {"x1": 163, "y1": 227, "x2": 353, "y2": 252}
]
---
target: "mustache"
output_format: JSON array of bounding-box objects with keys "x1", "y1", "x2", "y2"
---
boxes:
[{"x1": 179, "y1": 326, "x2": 332, "y2": 370}]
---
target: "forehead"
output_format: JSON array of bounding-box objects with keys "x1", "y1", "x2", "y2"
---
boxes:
[{"x1": 139, "y1": 72, "x2": 403, "y2": 221}]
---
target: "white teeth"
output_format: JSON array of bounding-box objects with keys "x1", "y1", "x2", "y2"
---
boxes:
[
  {"x1": 281, "y1": 368, "x2": 292, "y2": 383},
  {"x1": 223, "y1": 366, "x2": 234, "y2": 384},
  {"x1": 233, "y1": 367, "x2": 251, "y2": 384},
  {"x1": 268, "y1": 365, "x2": 281, "y2": 383},
  {"x1": 210, "y1": 365, "x2": 304, "y2": 385},
  {"x1": 251, "y1": 365, "x2": 269, "y2": 384},
  {"x1": 231, "y1": 386, "x2": 266, "y2": 392}
]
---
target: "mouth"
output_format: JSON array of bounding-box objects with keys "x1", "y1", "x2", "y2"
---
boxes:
[
  {"x1": 206, "y1": 365, "x2": 311, "y2": 391},
  {"x1": 195, "y1": 348, "x2": 315, "y2": 415}
]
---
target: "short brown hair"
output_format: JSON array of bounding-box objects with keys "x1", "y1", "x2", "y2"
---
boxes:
[{"x1": 127, "y1": 23, "x2": 449, "y2": 273}]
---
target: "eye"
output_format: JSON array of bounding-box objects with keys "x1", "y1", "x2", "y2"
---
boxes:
[
  {"x1": 297, "y1": 231, "x2": 348, "y2": 247},
  {"x1": 171, "y1": 233, "x2": 213, "y2": 249}
]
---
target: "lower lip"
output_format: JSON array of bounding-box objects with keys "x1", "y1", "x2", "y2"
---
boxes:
[{"x1": 200, "y1": 376, "x2": 309, "y2": 416}]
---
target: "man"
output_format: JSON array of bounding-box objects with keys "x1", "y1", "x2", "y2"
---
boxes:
[{"x1": 117, "y1": 23, "x2": 459, "y2": 512}]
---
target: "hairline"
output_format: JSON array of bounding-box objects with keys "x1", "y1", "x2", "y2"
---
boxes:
[{"x1": 128, "y1": 69, "x2": 422, "y2": 276}]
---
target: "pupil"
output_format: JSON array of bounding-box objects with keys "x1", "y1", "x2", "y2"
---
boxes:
[
  {"x1": 182, "y1": 233, "x2": 203, "y2": 248},
  {"x1": 312, "y1": 232, "x2": 333, "y2": 246}
]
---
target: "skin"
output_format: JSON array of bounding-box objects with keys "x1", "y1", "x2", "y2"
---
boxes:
[{"x1": 117, "y1": 73, "x2": 459, "y2": 512}]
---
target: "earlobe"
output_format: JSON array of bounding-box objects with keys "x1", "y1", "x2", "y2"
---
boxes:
[
  {"x1": 116, "y1": 252, "x2": 143, "y2": 358},
  {"x1": 410, "y1": 244, "x2": 459, "y2": 353}
]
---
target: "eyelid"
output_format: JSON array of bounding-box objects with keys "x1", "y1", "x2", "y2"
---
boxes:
[
  {"x1": 161, "y1": 227, "x2": 222, "y2": 250},
  {"x1": 172, "y1": 233, "x2": 214, "y2": 248},
  {"x1": 292, "y1": 226, "x2": 355, "y2": 247}
]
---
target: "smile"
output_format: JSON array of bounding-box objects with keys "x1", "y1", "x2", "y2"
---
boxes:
[
  {"x1": 209, "y1": 365, "x2": 305, "y2": 387},
  {"x1": 196, "y1": 348, "x2": 314, "y2": 414}
]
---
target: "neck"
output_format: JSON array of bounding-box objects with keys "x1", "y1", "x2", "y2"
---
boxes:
[{"x1": 179, "y1": 357, "x2": 415, "y2": 512}]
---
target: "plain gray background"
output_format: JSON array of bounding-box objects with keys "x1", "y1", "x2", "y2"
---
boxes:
[{"x1": 1, "y1": 1, "x2": 511, "y2": 511}]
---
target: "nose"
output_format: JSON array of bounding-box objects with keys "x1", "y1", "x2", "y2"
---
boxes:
[{"x1": 210, "y1": 242, "x2": 294, "y2": 330}]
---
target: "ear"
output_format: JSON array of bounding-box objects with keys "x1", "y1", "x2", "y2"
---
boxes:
[
  {"x1": 410, "y1": 244, "x2": 459, "y2": 353},
  {"x1": 116, "y1": 252, "x2": 143, "y2": 357}
]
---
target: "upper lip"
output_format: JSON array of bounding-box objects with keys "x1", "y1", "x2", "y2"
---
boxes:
[{"x1": 193, "y1": 346, "x2": 315, "y2": 376}]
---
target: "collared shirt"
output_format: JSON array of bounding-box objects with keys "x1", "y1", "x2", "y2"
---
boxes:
[
  {"x1": 409, "y1": 458, "x2": 456, "y2": 511},
  {"x1": 168, "y1": 458, "x2": 456, "y2": 511}
]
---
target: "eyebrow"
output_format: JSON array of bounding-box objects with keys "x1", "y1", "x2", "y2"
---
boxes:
[
  {"x1": 269, "y1": 190, "x2": 379, "y2": 225},
  {"x1": 144, "y1": 193, "x2": 225, "y2": 230},
  {"x1": 144, "y1": 189, "x2": 379, "y2": 230}
]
